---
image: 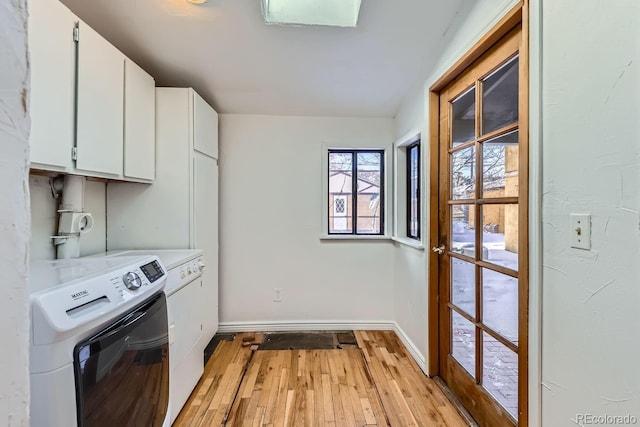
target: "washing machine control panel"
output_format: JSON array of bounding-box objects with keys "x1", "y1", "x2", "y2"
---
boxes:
[
  {"x1": 123, "y1": 272, "x2": 143, "y2": 290},
  {"x1": 140, "y1": 260, "x2": 165, "y2": 283}
]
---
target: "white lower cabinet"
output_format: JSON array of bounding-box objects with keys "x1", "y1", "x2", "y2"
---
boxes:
[{"x1": 168, "y1": 278, "x2": 204, "y2": 424}]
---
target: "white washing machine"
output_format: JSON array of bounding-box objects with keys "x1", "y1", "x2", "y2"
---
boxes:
[
  {"x1": 29, "y1": 255, "x2": 171, "y2": 427},
  {"x1": 104, "y1": 249, "x2": 206, "y2": 423}
]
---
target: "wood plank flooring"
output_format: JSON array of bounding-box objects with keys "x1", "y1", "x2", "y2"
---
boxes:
[
  {"x1": 356, "y1": 331, "x2": 468, "y2": 427},
  {"x1": 174, "y1": 333, "x2": 263, "y2": 426},
  {"x1": 174, "y1": 331, "x2": 469, "y2": 427},
  {"x1": 227, "y1": 349, "x2": 387, "y2": 426}
]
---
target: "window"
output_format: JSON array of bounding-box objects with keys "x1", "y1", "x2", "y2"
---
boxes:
[
  {"x1": 393, "y1": 132, "x2": 422, "y2": 246},
  {"x1": 261, "y1": 0, "x2": 362, "y2": 27},
  {"x1": 406, "y1": 141, "x2": 420, "y2": 239},
  {"x1": 328, "y1": 149, "x2": 384, "y2": 235}
]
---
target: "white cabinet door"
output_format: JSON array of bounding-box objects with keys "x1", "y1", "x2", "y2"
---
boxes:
[
  {"x1": 192, "y1": 90, "x2": 218, "y2": 159},
  {"x1": 193, "y1": 153, "x2": 218, "y2": 344},
  {"x1": 167, "y1": 278, "x2": 203, "y2": 422},
  {"x1": 124, "y1": 60, "x2": 155, "y2": 181},
  {"x1": 76, "y1": 21, "x2": 124, "y2": 176},
  {"x1": 28, "y1": 0, "x2": 75, "y2": 171}
]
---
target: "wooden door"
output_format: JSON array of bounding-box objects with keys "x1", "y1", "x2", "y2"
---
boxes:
[{"x1": 435, "y1": 24, "x2": 528, "y2": 426}]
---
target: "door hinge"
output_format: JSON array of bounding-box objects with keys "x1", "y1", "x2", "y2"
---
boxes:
[
  {"x1": 73, "y1": 25, "x2": 79, "y2": 42},
  {"x1": 71, "y1": 146, "x2": 78, "y2": 161}
]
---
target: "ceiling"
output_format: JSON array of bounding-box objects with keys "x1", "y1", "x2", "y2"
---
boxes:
[{"x1": 60, "y1": 0, "x2": 470, "y2": 117}]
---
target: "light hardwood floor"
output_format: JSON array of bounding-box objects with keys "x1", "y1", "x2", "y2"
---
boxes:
[{"x1": 174, "y1": 331, "x2": 470, "y2": 426}]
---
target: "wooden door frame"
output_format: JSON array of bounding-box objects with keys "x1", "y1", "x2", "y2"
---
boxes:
[{"x1": 427, "y1": 0, "x2": 529, "y2": 425}]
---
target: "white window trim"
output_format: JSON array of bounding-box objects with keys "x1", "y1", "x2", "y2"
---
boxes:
[
  {"x1": 392, "y1": 130, "x2": 424, "y2": 249},
  {"x1": 320, "y1": 235, "x2": 392, "y2": 241},
  {"x1": 321, "y1": 141, "x2": 392, "y2": 239},
  {"x1": 392, "y1": 236, "x2": 425, "y2": 250}
]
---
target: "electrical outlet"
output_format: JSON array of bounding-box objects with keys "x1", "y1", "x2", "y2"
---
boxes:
[{"x1": 273, "y1": 288, "x2": 282, "y2": 302}]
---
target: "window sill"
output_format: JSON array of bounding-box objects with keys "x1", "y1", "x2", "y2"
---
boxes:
[
  {"x1": 320, "y1": 234, "x2": 392, "y2": 241},
  {"x1": 391, "y1": 237, "x2": 425, "y2": 250}
]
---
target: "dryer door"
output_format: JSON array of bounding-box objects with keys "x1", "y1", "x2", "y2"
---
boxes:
[{"x1": 73, "y1": 293, "x2": 169, "y2": 427}]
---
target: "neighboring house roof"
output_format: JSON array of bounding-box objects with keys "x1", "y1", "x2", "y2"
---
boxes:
[{"x1": 329, "y1": 172, "x2": 380, "y2": 194}]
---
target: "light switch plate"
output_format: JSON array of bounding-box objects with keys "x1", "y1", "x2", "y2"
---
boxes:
[{"x1": 570, "y1": 214, "x2": 591, "y2": 250}]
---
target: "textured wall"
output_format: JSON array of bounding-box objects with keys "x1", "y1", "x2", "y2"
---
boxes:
[
  {"x1": 0, "y1": 0, "x2": 31, "y2": 424},
  {"x1": 541, "y1": 1, "x2": 640, "y2": 424}
]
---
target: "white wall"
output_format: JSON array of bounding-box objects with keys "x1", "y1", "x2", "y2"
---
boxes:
[
  {"x1": 392, "y1": 0, "x2": 520, "y2": 370},
  {"x1": 219, "y1": 114, "x2": 395, "y2": 327},
  {"x1": 30, "y1": 175, "x2": 58, "y2": 260},
  {"x1": 0, "y1": 0, "x2": 30, "y2": 424},
  {"x1": 79, "y1": 180, "x2": 106, "y2": 256},
  {"x1": 29, "y1": 176, "x2": 106, "y2": 260},
  {"x1": 541, "y1": 1, "x2": 640, "y2": 424}
]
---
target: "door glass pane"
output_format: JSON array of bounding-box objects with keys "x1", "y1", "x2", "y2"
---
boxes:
[
  {"x1": 451, "y1": 258, "x2": 475, "y2": 316},
  {"x1": 451, "y1": 147, "x2": 475, "y2": 199},
  {"x1": 451, "y1": 87, "x2": 476, "y2": 146},
  {"x1": 451, "y1": 204, "x2": 474, "y2": 255},
  {"x1": 452, "y1": 311, "x2": 476, "y2": 377},
  {"x1": 483, "y1": 332, "x2": 518, "y2": 419},
  {"x1": 329, "y1": 152, "x2": 353, "y2": 233},
  {"x1": 481, "y1": 204, "x2": 518, "y2": 270},
  {"x1": 356, "y1": 152, "x2": 382, "y2": 234},
  {"x1": 482, "y1": 131, "x2": 519, "y2": 197},
  {"x1": 482, "y1": 268, "x2": 518, "y2": 344},
  {"x1": 482, "y1": 56, "x2": 519, "y2": 135}
]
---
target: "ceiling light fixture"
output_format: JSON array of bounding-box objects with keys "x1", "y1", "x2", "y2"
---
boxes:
[
  {"x1": 187, "y1": 0, "x2": 208, "y2": 4},
  {"x1": 262, "y1": 0, "x2": 362, "y2": 27}
]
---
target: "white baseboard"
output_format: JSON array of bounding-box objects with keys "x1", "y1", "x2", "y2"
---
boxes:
[
  {"x1": 392, "y1": 322, "x2": 427, "y2": 374},
  {"x1": 217, "y1": 320, "x2": 427, "y2": 374},
  {"x1": 218, "y1": 320, "x2": 395, "y2": 333}
]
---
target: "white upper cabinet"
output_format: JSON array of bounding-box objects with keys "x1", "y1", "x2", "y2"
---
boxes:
[
  {"x1": 124, "y1": 60, "x2": 156, "y2": 181},
  {"x1": 28, "y1": 3, "x2": 156, "y2": 183},
  {"x1": 75, "y1": 20, "x2": 125, "y2": 177},
  {"x1": 28, "y1": 0, "x2": 75, "y2": 171},
  {"x1": 192, "y1": 91, "x2": 218, "y2": 159}
]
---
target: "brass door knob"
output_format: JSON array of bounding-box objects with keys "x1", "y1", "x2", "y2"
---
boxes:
[{"x1": 431, "y1": 244, "x2": 446, "y2": 255}]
